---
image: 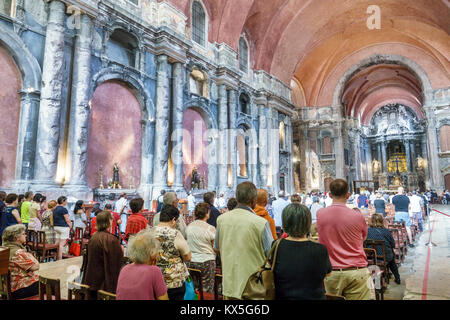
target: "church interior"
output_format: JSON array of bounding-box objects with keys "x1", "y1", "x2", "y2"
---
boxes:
[{"x1": 0, "y1": 0, "x2": 449, "y2": 303}]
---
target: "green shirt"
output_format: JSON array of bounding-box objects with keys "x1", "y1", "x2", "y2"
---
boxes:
[{"x1": 21, "y1": 201, "x2": 31, "y2": 224}]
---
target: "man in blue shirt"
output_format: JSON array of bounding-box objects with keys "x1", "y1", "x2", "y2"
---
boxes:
[
  {"x1": 392, "y1": 187, "x2": 413, "y2": 247},
  {"x1": 357, "y1": 193, "x2": 369, "y2": 213}
]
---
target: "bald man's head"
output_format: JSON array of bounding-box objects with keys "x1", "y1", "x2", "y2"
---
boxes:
[{"x1": 256, "y1": 189, "x2": 269, "y2": 206}]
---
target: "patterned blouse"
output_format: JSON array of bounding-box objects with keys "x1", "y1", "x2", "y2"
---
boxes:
[
  {"x1": 9, "y1": 247, "x2": 39, "y2": 292},
  {"x1": 154, "y1": 226, "x2": 189, "y2": 289}
]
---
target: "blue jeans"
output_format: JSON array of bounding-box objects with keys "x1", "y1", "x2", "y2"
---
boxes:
[
  {"x1": 413, "y1": 212, "x2": 423, "y2": 232},
  {"x1": 394, "y1": 211, "x2": 411, "y2": 227}
]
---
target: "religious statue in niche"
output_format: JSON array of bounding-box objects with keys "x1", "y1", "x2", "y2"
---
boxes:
[
  {"x1": 372, "y1": 160, "x2": 381, "y2": 175},
  {"x1": 112, "y1": 163, "x2": 121, "y2": 189},
  {"x1": 191, "y1": 166, "x2": 200, "y2": 190}
]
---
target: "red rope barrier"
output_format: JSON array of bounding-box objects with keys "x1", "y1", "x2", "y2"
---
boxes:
[{"x1": 431, "y1": 209, "x2": 450, "y2": 218}]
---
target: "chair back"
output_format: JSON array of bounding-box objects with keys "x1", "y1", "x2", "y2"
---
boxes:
[
  {"x1": 188, "y1": 267, "x2": 203, "y2": 300},
  {"x1": 26, "y1": 230, "x2": 37, "y2": 253},
  {"x1": 68, "y1": 281, "x2": 89, "y2": 300},
  {"x1": 364, "y1": 239, "x2": 388, "y2": 265},
  {"x1": 364, "y1": 248, "x2": 378, "y2": 266},
  {"x1": 38, "y1": 276, "x2": 61, "y2": 300},
  {"x1": 75, "y1": 227, "x2": 84, "y2": 241},
  {"x1": 0, "y1": 247, "x2": 11, "y2": 300},
  {"x1": 97, "y1": 290, "x2": 116, "y2": 300},
  {"x1": 214, "y1": 273, "x2": 223, "y2": 300}
]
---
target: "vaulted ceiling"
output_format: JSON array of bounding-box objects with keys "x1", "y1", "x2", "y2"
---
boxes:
[{"x1": 167, "y1": 0, "x2": 450, "y2": 114}]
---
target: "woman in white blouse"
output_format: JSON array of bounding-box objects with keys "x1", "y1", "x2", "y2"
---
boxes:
[{"x1": 185, "y1": 202, "x2": 218, "y2": 293}]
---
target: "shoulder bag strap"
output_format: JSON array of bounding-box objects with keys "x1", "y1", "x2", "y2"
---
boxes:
[{"x1": 263, "y1": 239, "x2": 282, "y2": 270}]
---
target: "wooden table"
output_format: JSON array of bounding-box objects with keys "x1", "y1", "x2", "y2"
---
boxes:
[{"x1": 37, "y1": 256, "x2": 83, "y2": 299}]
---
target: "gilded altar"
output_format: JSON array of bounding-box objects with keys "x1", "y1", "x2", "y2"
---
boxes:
[{"x1": 387, "y1": 153, "x2": 407, "y2": 173}]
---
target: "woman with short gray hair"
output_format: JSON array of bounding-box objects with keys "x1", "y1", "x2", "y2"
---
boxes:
[
  {"x1": 2, "y1": 224, "x2": 40, "y2": 299},
  {"x1": 116, "y1": 229, "x2": 168, "y2": 300},
  {"x1": 273, "y1": 203, "x2": 332, "y2": 300}
]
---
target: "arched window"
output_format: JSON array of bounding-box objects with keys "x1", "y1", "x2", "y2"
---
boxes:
[
  {"x1": 192, "y1": 1, "x2": 206, "y2": 46},
  {"x1": 322, "y1": 136, "x2": 332, "y2": 154},
  {"x1": 239, "y1": 37, "x2": 249, "y2": 73},
  {"x1": 1, "y1": 0, "x2": 15, "y2": 17},
  {"x1": 107, "y1": 29, "x2": 138, "y2": 68},
  {"x1": 239, "y1": 93, "x2": 250, "y2": 115},
  {"x1": 440, "y1": 125, "x2": 450, "y2": 152}
]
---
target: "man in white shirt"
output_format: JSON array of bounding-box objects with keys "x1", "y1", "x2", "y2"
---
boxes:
[
  {"x1": 114, "y1": 193, "x2": 129, "y2": 234},
  {"x1": 187, "y1": 192, "x2": 196, "y2": 216},
  {"x1": 272, "y1": 191, "x2": 289, "y2": 228},
  {"x1": 410, "y1": 191, "x2": 424, "y2": 232}
]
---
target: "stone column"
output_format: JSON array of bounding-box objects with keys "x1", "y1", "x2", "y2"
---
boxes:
[
  {"x1": 217, "y1": 84, "x2": 228, "y2": 193},
  {"x1": 13, "y1": 90, "x2": 40, "y2": 191},
  {"x1": 228, "y1": 89, "x2": 238, "y2": 191},
  {"x1": 172, "y1": 62, "x2": 184, "y2": 189},
  {"x1": 286, "y1": 118, "x2": 294, "y2": 194},
  {"x1": 366, "y1": 140, "x2": 373, "y2": 180},
  {"x1": 34, "y1": 0, "x2": 66, "y2": 186},
  {"x1": 140, "y1": 120, "x2": 155, "y2": 208},
  {"x1": 270, "y1": 109, "x2": 280, "y2": 193},
  {"x1": 152, "y1": 55, "x2": 170, "y2": 194},
  {"x1": 66, "y1": 14, "x2": 92, "y2": 194},
  {"x1": 381, "y1": 139, "x2": 388, "y2": 173},
  {"x1": 405, "y1": 139, "x2": 412, "y2": 172},
  {"x1": 424, "y1": 107, "x2": 444, "y2": 190},
  {"x1": 410, "y1": 141, "x2": 416, "y2": 172},
  {"x1": 334, "y1": 121, "x2": 345, "y2": 179},
  {"x1": 258, "y1": 106, "x2": 268, "y2": 188}
]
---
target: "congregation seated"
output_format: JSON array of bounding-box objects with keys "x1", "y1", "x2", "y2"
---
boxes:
[
  {"x1": 154, "y1": 205, "x2": 191, "y2": 300},
  {"x1": 84, "y1": 210, "x2": 124, "y2": 300},
  {"x1": 116, "y1": 229, "x2": 168, "y2": 300},
  {"x1": 367, "y1": 214, "x2": 401, "y2": 284},
  {"x1": 186, "y1": 203, "x2": 218, "y2": 293},
  {"x1": 2, "y1": 224, "x2": 39, "y2": 299},
  {"x1": 274, "y1": 203, "x2": 332, "y2": 300}
]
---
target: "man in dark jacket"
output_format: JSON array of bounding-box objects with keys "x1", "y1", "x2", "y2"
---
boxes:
[{"x1": 203, "y1": 192, "x2": 221, "y2": 228}]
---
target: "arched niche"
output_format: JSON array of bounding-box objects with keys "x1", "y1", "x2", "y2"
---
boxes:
[
  {"x1": 182, "y1": 107, "x2": 210, "y2": 190},
  {"x1": 189, "y1": 68, "x2": 209, "y2": 98},
  {"x1": 86, "y1": 80, "x2": 142, "y2": 189},
  {"x1": 0, "y1": 44, "x2": 22, "y2": 188},
  {"x1": 107, "y1": 28, "x2": 139, "y2": 68}
]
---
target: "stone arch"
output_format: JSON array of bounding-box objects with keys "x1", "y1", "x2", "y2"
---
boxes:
[
  {"x1": 0, "y1": 24, "x2": 42, "y2": 188},
  {"x1": 332, "y1": 54, "x2": 433, "y2": 113},
  {"x1": 182, "y1": 99, "x2": 218, "y2": 190},
  {"x1": 90, "y1": 68, "x2": 156, "y2": 190},
  {"x1": 92, "y1": 67, "x2": 154, "y2": 120}
]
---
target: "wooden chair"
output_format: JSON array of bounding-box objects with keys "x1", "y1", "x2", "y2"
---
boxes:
[
  {"x1": 38, "y1": 276, "x2": 61, "y2": 300},
  {"x1": 364, "y1": 239, "x2": 391, "y2": 284},
  {"x1": 214, "y1": 273, "x2": 223, "y2": 300},
  {"x1": 68, "y1": 282, "x2": 90, "y2": 300},
  {"x1": 36, "y1": 231, "x2": 59, "y2": 262},
  {"x1": 26, "y1": 230, "x2": 37, "y2": 256},
  {"x1": 75, "y1": 227, "x2": 89, "y2": 252},
  {"x1": 364, "y1": 248, "x2": 386, "y2": 300},
  {"x1": 389, "y1": 228, "x2": 404, "y2": 263},
  {"x1": 97, "y1": 290, "x2": 116, "y2": 300},
  {"x1": 325, "y1": 293, "x2": 345, "y2": 300},
  {"x1": 0, "y1": 247, "x2": 11, "y2": 300},
  {"x1": 188, "y1": 267, "x2": 204, "y2": 300}
]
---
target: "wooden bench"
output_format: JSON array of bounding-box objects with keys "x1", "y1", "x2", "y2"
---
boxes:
[
  {"x1": 68, "y1": 281, "x2": 89, "y2": 300},
  {"x1": 97, "y1": 289, "x2": 116, "y2": 300},
  {"x1": 39, "y1": 276, "x2": 61, "y2": 300}
]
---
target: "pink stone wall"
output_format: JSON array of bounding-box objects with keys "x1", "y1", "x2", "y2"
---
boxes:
[
  {"x1": 86, "y1": 81, "x2": 142, "y2": 189},
  {"x1": 440, "y1": 125, "x2": 450, "y2": 152},
  {"x1": 182, "y1": 108, "x2": 208, "y2": 189},
  {"x1": 0, "y1": 45, "x2": 21, "y2": 188}
]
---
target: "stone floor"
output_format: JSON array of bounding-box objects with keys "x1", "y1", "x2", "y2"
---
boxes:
[{"x1": 384, "y1": 204, "x2": 450, "y2": 300}]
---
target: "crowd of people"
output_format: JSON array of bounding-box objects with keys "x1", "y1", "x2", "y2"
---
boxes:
[{"x1": 0, "y1": 181, "x2": 437, "y2": 300}]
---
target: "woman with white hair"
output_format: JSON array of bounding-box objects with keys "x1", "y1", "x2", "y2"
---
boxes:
[
  {"x1": 2, "y1": 224, "x2": 40, "y2": 299},
  {"x1": 116, "y1": 229, "x2": 168, "y2": 300}
]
